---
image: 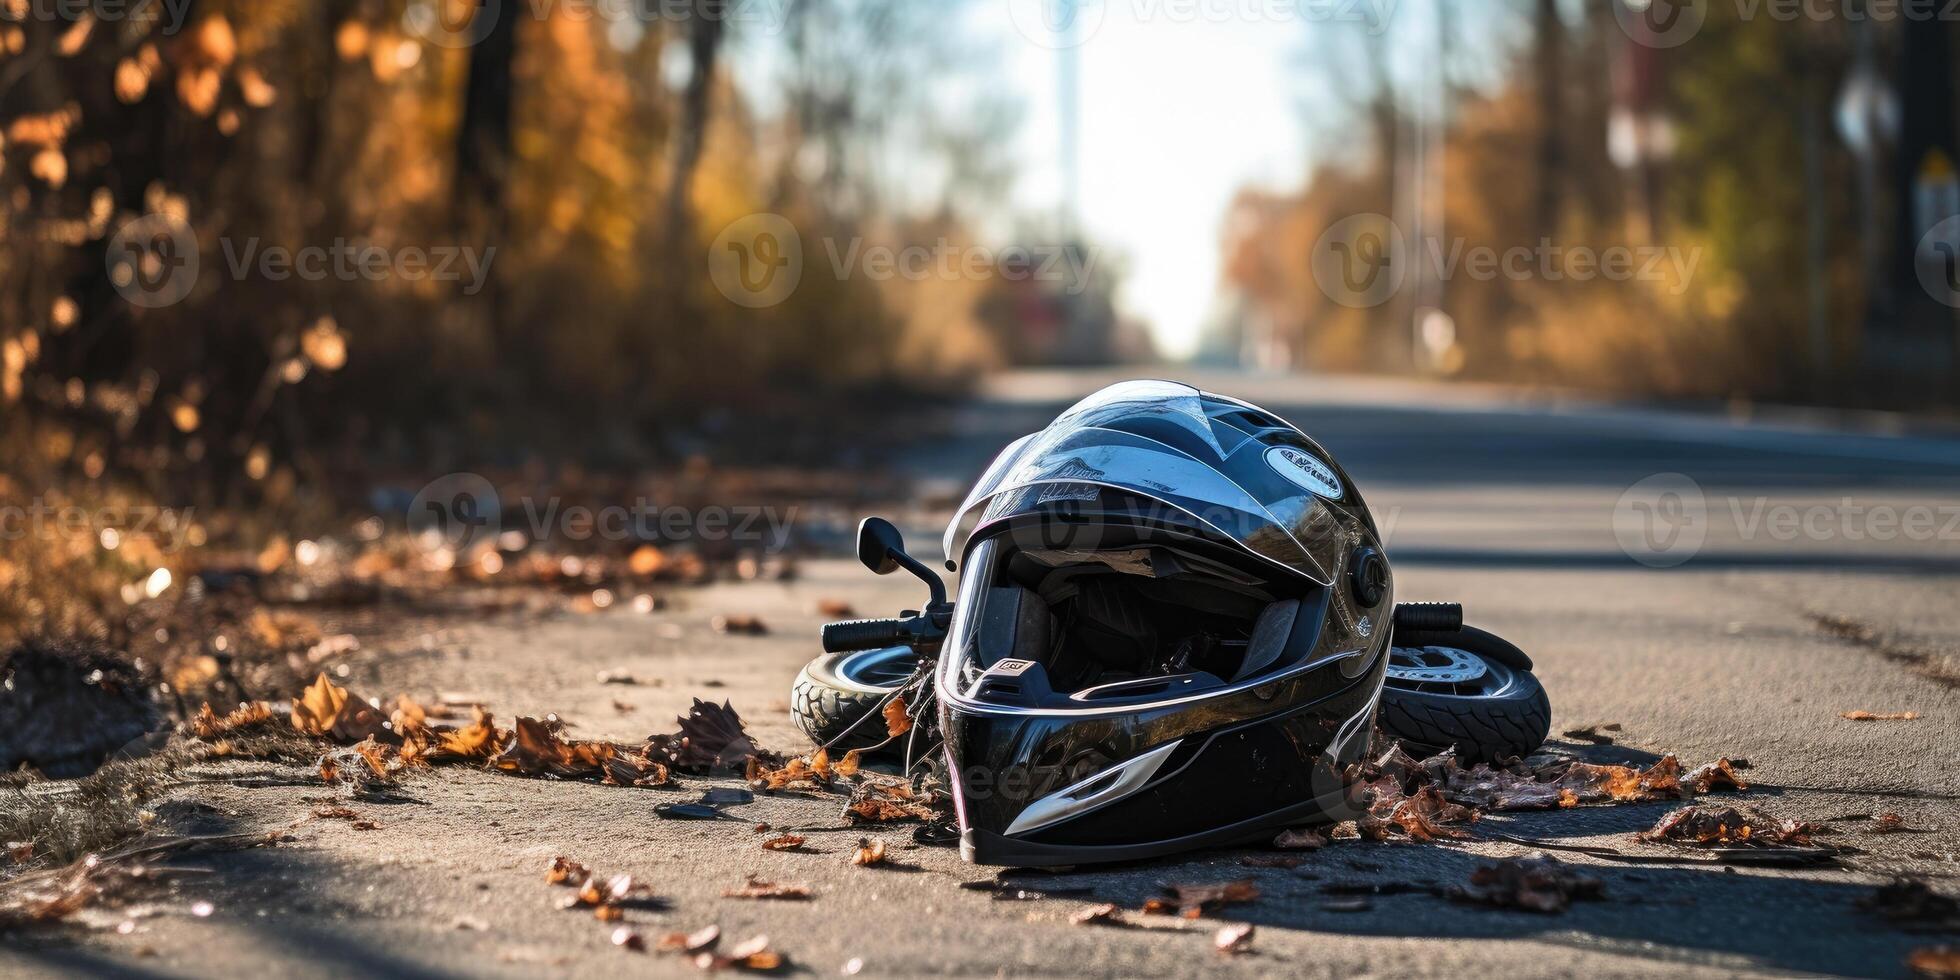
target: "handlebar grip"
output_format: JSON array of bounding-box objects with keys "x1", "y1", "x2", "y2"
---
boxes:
[
  {"x1": 821, "y1": 618, "x2": 909, "y2": 653},
  {"x1": 1393, "y1": 602, "x2": 1463, "y2": 633}
]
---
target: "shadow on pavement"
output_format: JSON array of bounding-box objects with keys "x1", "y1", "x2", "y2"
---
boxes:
[{"x1": 1006, "y1": 840, "x2": 1921, "y2": 979}]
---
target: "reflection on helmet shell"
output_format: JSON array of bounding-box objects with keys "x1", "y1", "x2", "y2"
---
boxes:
[
  {"x1": 935, "y1": 381, "x2": 1395, "y2": 866},
  {"x1": 942, "y1": 380, "x2": 1378, "y2": 588}
]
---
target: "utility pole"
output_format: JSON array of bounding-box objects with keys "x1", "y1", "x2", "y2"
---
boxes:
[{"x1": 1057, "y1": 0, "x2": 1081, "y2": 237}]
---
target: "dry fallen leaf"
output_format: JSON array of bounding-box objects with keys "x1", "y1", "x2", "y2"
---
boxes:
[
  {"x1": 722, "y1": 876, "x2": 811, "y2": 900},
  {"x1": 1272, "y1": 828, "x2": 1327, "y2": 851},
  {"x1": 1386, "y1": 786, "x2": 1477, "y2": 842},
  {"x1": 1453, "y1": 856, "x2": 1603, "y2": 913},
  {"x1": 817, "y1": 599, "x2": 856, "y2": 618},
  {"x1": 1158, "y1": 879, "x2": 1259, "y2": 919},
  {"x1": 1684, "y1": 758, "x2": 1750, "y2": 794},
  {"x1": 656, "y1": 924, "x2": 722, "y2": 954},
  {"x1": 700, "y1": 933, "x2": 782, "y2": 972},
  {"x1": 882, "y1": 696, "x2": 912, "y2": 738},
  {"x1": 291, "y1": 674, "x2": 390, "y2": 742},
  {"x1": 1560, "y1": 723, "x2": 1621, "y2": 745},
  {"x1": 1867, "y1": 813, "x2": 1931, "y2": 835},
  {"x1": 851, "y1": 838, "x2": 887, "y2": 867},
  {"x1": 1906, "y1": 946, "x2": 1960, "y2": 979},
  {"x1": 547, "y1": 857, "x2": 591, "y2": 886},
  {"x1": 647, "y1": 699, "x2": 763, "y2": 774},
  {"x1": 1842, "y1": 710, "x2": 1920, "y2": 721},
  {"x1": 1638, "y1": 804, "x2": 1826, "y2": 849},
  {"x1": 760, "y1": 834, "x2": 808, "y2": 852},
  {"x1": 711, "y1": 614, "x2": 769, "y2": 636},
  {"x1": 1214, "y1": 922, "x2": 1255, "y2": 955},
  {"x1": 1240, "y1": 855, "x2": 1305, "y2": 869},
  {"x1": 187, "y1": 701, "x2": 275, "y2": 739},
  {"x1": 1072, "y1": 903, "x2": 1125, "y2": 926}
]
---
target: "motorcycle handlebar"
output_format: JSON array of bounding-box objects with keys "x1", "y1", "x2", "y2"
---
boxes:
[{"x1": 821, "y1": 618, "x2": 911, "y2": 653}]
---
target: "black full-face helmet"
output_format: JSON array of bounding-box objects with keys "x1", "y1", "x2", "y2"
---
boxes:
[{"x1": 937, "y1": 380, "x2": 1393, "y2": 866}]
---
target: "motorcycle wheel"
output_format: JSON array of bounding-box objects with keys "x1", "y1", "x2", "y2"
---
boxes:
[
  {"x1": 1376, "y1": 626, "x2": 1552, "y2": 765},
  {"x1": 789, "y1": 646, "x2": 921, "y2": 754}
]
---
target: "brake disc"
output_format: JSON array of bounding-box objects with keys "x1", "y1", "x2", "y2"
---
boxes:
[{"x1": 1385, "y1": 645, "x2": 1488, "y2": 685}]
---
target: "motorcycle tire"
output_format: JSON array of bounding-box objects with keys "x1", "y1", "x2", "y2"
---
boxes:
[
  {"x1": 789, "y1": 646, "x2": 921, "y2": 754},
  {"x1": 1376, "y1": 626, "x2": 1552, "y2": 765}
]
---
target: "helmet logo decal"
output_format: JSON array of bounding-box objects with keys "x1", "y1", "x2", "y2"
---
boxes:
[
  {"x1": 1036, "y1": 482, "x2": 1100, "y2": 504},
  {"x1": 1266, "y1": 446, "x2": 1344, "y2": 499}
]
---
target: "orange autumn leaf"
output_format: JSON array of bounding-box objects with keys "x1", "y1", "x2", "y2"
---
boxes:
[
  {"x1": 851, "y1": 838, "x2": 886, "y2": 866},
  {"x1": 291, "y1": 674, "x2": 389, "y2": 743},
  {"x1": 883, "y1": 696, "x2": 911, "y2": 738}
]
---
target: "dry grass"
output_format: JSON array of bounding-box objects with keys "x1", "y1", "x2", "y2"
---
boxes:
[{"x1": 0, "y1": 748, "x2": 191, "y2": 873}]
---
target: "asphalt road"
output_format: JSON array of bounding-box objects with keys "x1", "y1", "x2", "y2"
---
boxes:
[{"x1": 9, "y1": 369, "x2": 1959, "y2": 979}]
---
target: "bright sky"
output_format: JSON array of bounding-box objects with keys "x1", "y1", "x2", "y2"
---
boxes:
[{"x1": 976, "y1": 2, "x2": 1311, "y2": 358}]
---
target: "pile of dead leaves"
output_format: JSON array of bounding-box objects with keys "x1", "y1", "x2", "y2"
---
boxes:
[
  {"x1": 490, "y1": 717, "x2": 671, "y2": 787},
  {"x1": 1362, "y1": 743, "x2": 1750, "y2": 817},
  {"x1": 1636, "y1": 803, "x2": 1828, "y2": 849},
  {"x1": 746, "y1": 746, "x2": 861, "y2": 792},
  {"x1": 1452, "y1": 856, "x2": 1604, "y2": 913},
  {"x1": 545, "y1": 857, "x2": 663, "y2": 923},
  {"x1": 649, "y1": 925, "x2": 785, "y2": 972},
  {"x1": 845, "y1": 780, "x2": 943, "y2": 824},
  {"x1": 178, "y1": 675, "x2": 806, "y2": 795}
]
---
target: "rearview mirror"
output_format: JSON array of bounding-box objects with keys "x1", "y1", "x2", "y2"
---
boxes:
[{"x1": 857, "y1": 517, "x2": 907, "y2": 575}]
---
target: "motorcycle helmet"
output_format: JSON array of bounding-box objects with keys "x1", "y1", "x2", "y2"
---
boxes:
[{"x1": 937, "y1": 380, "x2": 1393, "y2": 866}]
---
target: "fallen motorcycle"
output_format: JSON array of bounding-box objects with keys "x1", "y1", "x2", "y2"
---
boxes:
[
  {"x1": 796, "y1": 381, "x2": 1552, "y2": 865},
  {"x1": 796, "y1": 522, "x2": 1551, "y2": 765}
]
